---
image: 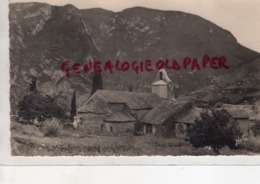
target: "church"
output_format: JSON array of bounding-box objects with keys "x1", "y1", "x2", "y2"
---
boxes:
[{"x1": 77, "y1": 69, "x2": 205, "y2": 136}]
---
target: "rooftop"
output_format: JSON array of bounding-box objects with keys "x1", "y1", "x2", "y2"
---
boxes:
[
  {"x1": 104, "y1": 109, "x2": 136, "y2": 122},
  {"x1": 176, "y1": 107, "x2": 205, "y2": 124},
  {"x1": 142, "y1": 100, "x2": 193, "y2": 125},
  {"x1": 152, "y1": 80, "x2": 167, "y2": 86},
  {"x1": 221, "y1": 104, "x2": 256, "y2": 119},
  {"x1": 78, "y1": 90, "x2": 163, "y2": 113}
]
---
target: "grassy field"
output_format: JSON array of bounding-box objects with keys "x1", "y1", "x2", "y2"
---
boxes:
[{"x1": 11, "y1": 120, "x2": 258, "y2": 156}]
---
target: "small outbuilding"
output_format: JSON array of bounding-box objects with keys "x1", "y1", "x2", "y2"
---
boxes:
[
  {"x1": 174, "y1": 106, "x2": 206, "y2": 137},
  {"x1": 101, "y1": 109, "x2": 136, "y2": 133},
  {"x1": 141, "y1": 101, "x2": 195, "y2": 137},
  {"x1": 221, "y1": 104, "x2": 257, "y2": 137}
]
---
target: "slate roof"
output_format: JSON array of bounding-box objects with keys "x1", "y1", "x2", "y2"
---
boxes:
[
  {"x1": 78, "y1": 90, "x2": 162, "y2": 113},
  {"x1": 200, "y1": 93, "x2": 222, "y2": 103},
  {"x1": 221, "y1": 104, "x2": 256, "y2": 119},
  {"x1": 104, "y1": 109, "x2": 136, "y2": 122},
  {"x1": 152, "y1": 80, "x2": 167, "y2": 86},
  {"x1": 176, "y1": 107, "x2": 205, "y2": 124},
  {"x1": 141, "y1": 100, "x2": 193, "y2": 125}
]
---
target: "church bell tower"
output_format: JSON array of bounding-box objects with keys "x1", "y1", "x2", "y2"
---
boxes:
[{"x1": 151, "y1": 69, "x2": 176, "y2": 100}]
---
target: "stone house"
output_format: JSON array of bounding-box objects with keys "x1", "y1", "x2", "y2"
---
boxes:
[
  {"x1": 77, "y1": 69, "x2": 177, "y2": 134},
  {"x1": 77, "y1": 68, "x2": 256, "y2": 137},
  {"x1": 174, "y1": 106, "x2": 206, "y2": 136},
  {"x1": 221, "y1": 104, "x2": 257, "y2": 137},
  {"x1": 77, "y1": 89, "x2": 162, "y2": 134},
  {"x1": 102, "y1": 109, "x2": 136, "y2": 133},
  {"x1": 141, "y1": 100, "x2": 206, "y2": 137}
]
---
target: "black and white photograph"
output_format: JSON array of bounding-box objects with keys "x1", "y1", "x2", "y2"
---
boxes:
[{"x1": 7, "y1": 0, "x2": 260, "y2": 156}]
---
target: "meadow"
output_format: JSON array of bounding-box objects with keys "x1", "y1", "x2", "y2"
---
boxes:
[{"x1": 11, "y1": 120, "x2": 258, "y2": 156}]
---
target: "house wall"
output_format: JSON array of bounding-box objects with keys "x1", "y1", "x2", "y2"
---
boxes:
[
  {"x1": 160, "y1": 118, "x2": 176, "y2": 137},
  {"x1": 143, "y1": 121, "x2": 191, "y2": 137},
  {"x1": 78, "y1": 111, "x2": 136, "y2": 134},
  {"x1": 152, "y1": 85, "x2": 168, "y2": 99},
  {"x1": 77, "y1": 112, "x2": 107, "y2": 133},
  {"x1": 143, "y1": 123, "x2": 160, "y2": 136},
  {"x1": 102, "y1": 121, "x2": 135, "y2": 133},
  {"x1": 237, "y1": 119, "x2": 255, "y2": 137}
]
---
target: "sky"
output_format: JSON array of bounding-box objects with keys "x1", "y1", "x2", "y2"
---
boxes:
[{"x1": 9, "y1": 0, "x2": 260, "y2": 52}]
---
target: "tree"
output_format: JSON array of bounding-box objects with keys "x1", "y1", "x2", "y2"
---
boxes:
[
  {"x1": 128, "y1": 84, "x2": 133, "y2": 92},
  {"x1": 29, "y1": 76, "x2": 37, "y2": 92},
  {"x1": 187, "y1": 109, "x2": 242, "y2": 154},
  {"x1": 18, "y1": 93, "x2": 65, "y2": 122},
  {"x1": 91, "y1": 71, "x2": 103, "y2": 95},
  {"x1": 70, "y1": 90, "x2": 77, "y2": 121}
]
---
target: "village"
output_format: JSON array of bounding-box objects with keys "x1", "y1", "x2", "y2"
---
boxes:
[
  {"x1": 11, "y1": 66, "x2": 260, "y2": 156},
  {"x1": 5, "y1": 1, "x2": 260, "y2": 183},
  {"x1": 75, "y1": 69, "x2": 259, "y2": 139}
]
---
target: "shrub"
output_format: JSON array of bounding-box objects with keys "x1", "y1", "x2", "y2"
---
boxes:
[
  {"x1": 187, "y1": 109, "x2": 242, "y2": 154},
  {"x1": 133, "y1": 123, "x2": 144, "y2": 136},
  {"x1": 91, "y1": 71, "x2": 103, "y2": 95},
  {"x1": 18, "y1": 93, "x2": 65, "y2": 122},
  {"x1": 41, "y1": 118, "x2": 62, "y2": 137},
  {"x1": 239, "y1": 137, "x2": 260, "y2": 152},
  {"x1": 251, "y1": 121, "x2": 260, "y2": 137}
]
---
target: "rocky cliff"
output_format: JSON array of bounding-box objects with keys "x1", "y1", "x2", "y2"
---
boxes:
[{"x1": 9, "y1": 2, "x2": 260, "y2": 113}]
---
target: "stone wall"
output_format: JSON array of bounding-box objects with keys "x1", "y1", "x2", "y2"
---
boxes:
[
  {"x1": 77, "y1": 112, "x2": 107, "y2": 133},
  {"x1": 102, "y1": 121, "x2": 135, "y2": 134}
]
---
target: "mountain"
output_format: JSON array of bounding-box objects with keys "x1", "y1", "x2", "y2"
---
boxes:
[
  {"x1": 81, "y1": 7, "x2": 259, "y2": 89},
  {"x1": 185, "y1": 57, "x2": 260, "y2": 106},
  {"x1": 9, "y1": 3, "x2": 99, "y2": 112},
  {"x1": 9, "y1": 2, "x2": 260, "y2": 113}
]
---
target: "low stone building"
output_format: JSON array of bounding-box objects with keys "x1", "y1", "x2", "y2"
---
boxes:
[
  {"x1": 77, "y1": 90, "x2": 162, "y2": 134},
  {"x1": 77, "y1": 69, "x2": 176, "y2": 134},
  {"x1": 174, "y1": 106, "x2": 206, "y2": 137},
  {"x1": 221, "y1": 104, "x2": 257, "y2": 137},
  {"x1": 141, "y1": 100, "x2": 199, "y2": 137},
  {"x1": 101, "y1": 109, "x2": 136, "y2": 133},
  {"x1": 76, "y1": 68, "x2": 257, "y2": 138}
]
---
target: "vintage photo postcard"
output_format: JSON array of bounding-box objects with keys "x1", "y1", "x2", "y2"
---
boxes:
[{"x1": 0, "y1": 0, "x2": 260, "y2": 165}]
